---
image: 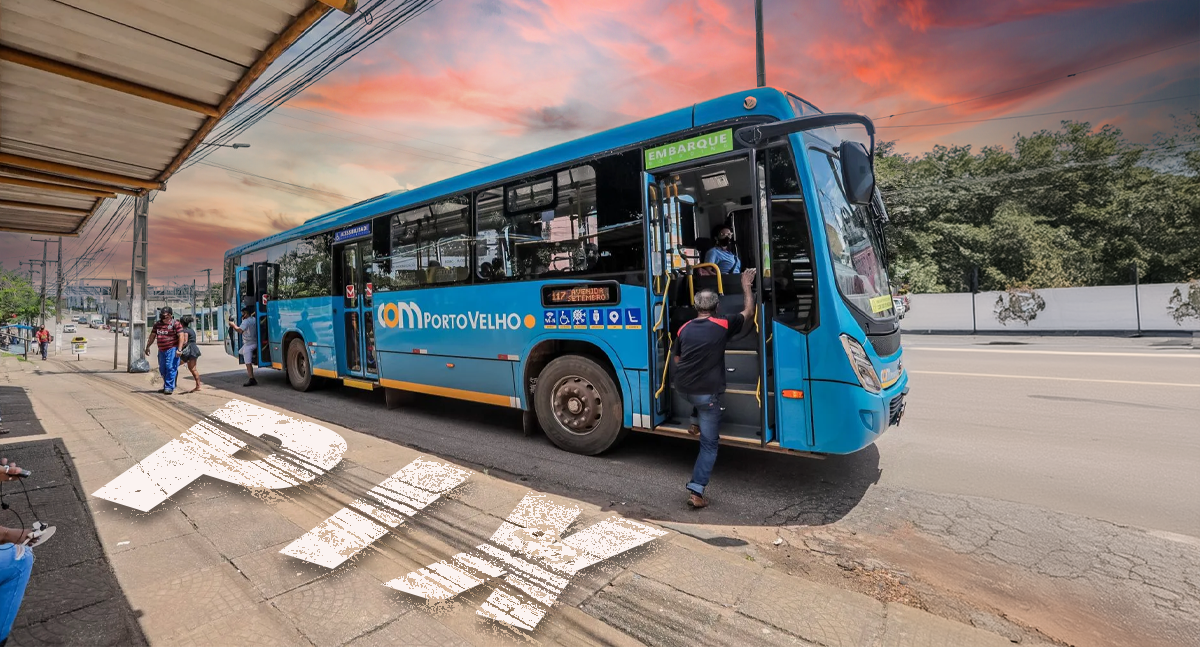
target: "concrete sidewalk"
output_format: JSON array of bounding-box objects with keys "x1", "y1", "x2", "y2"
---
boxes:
[{"x1": 1, "y1": 353, "x2": 1016, "y2": 646}]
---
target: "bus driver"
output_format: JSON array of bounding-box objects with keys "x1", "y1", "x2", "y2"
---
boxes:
[{"x1": 703, "y1": 225, "x2": 742, "y2": 274}]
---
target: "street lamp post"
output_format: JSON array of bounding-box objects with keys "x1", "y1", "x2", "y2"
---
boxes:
[{"x1": 754, "y1": 0, "x2": 765, "y2": 87}]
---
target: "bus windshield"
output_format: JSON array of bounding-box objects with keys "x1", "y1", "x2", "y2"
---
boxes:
[{"x1": 807, "y1": 147, "x2": 893, "y2": 320}]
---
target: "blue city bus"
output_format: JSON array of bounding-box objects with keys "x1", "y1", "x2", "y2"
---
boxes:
[{"x1": 224, "y1": 87, "x2": 908, "y2": 456}]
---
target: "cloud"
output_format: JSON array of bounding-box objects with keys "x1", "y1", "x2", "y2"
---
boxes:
[{"x1": 11, "y1": 0, "x2": 1193, "y2": 288}]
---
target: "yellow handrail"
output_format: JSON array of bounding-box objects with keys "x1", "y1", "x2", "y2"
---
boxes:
[
  {"x1": 687, "y1": 264, "x2": 724, "y2": 305},
  {"x1": 653, "y1": 274, "x2": 672, "y2": 400}
]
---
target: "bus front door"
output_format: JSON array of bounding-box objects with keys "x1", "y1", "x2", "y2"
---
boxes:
[
  {"x1": 332, "y1": 240, "x2": 378, "y2": 380},
  {"x1": 252, "y1": 262, "x2": 277, "y2": 368},
  {"x1": 233, "y1": 265, "x2": 253, "y2": 364},
  {"x1": 643, "y1": 173, "x2": 672, "y2": 426}
]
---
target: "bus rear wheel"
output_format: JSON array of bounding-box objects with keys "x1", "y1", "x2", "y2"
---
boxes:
[
  {"x1": 535, "y1": 355, "x2": 626, "y2": 455},
  {"x1": 286, "y1": 338, "x2": 318, "y2": 392}
]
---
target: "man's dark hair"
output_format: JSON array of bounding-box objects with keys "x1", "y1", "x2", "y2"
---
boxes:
[
  {"x1": 241, "y1": 306, "x2": 254, "y2": 315},
  {"x1": 711, "y1": 224, "x2": 732, "y2": 238},
  {"x1": 179, "y1": 315, "x2": 194, "y2": 327}
]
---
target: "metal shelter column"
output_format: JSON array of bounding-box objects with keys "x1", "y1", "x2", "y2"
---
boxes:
[
  {"x1": 55, "y1": 237, "x2": 63, "y2": 324},
  {"x1": 128, "y1": 194, "x2": 149, "y2": 372}
]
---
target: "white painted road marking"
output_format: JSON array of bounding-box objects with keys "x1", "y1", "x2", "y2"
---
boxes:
[
  {"x1": 386, "y1": 493, "x2": 666, "y2": 631},
  {"x1": 905, "y1": 347, "x2": 1200, "y2": 359},
  {"x1": 280, "y1": 457, "x2": 470, "y2": 568},
  {"x1": 909, "y1": 370, "x2": 1200, "y2": 388},
  {"x1": 93, "y1": 400, "x2": 347, "y2": 512}
]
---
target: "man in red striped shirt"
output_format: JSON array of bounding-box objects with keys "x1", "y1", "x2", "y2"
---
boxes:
[
  {"x1": 144, "y1": 307, "x2": 185, "y2": 395},
  {"x1": 672, "y1": 269, "x2": 756, "y2": 509}
]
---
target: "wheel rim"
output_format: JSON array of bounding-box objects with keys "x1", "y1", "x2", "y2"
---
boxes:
[
  {"x1": 550, "y1": 375, "x2": 602, "y2": 436},
  {"x1": 292, "y1": 346, "x2": 308, "y2": 380}
]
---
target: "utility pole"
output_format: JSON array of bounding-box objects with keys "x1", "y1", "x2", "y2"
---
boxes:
[
  {"x1": 31, "y1": 237, "x2": 52, "y2": 326},
  {"x1": 128, "y1": 194, "x2": 149, "y2": 372},
  {"x1": 191, "y1": 279, "x2": 197, "y2": 325},
  {"x1": 198, "y1": 268, "x2": 212, "y2": 342},
  {"x1": 55, "y1": 237, "x2": 63, "y2": 325},
  {"x1": 754, "y1": 0, "x2": 765, "y2": 87}
]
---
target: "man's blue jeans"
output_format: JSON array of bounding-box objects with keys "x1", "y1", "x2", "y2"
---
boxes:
[
  {"x1": 0, "y1": 544, "x2": 34, "y2": 641},
  {"x1": 158, "y1": 347, "x2": 178, "y2": 392},
  {"x1": 38, "y1": 342, "x2": 47, "y2": 360},
  {"x1": 685, "y1": 392, "x2": 723, "y2": 496}
]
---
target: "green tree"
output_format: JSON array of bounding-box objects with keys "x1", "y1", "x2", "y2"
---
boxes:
[
  {"x1": 0, "y1": 269, "x2": 40, "y2": 323},
  {"x1": 878, "y1": 116, "x2": 1200, "y2": 292}
]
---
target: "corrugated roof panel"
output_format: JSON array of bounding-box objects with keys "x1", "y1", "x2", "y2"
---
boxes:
[
  {"x1": 57, "y1": 0, "x2": 274, "y2": 67},
  {"x1": 0, "y1": 138, "x2": 160, "y2": 180},
  {"x1": 4, "y1": 0, "x2": 244, "y2": 103},
  {"x1": 0, "y1": 0, "x2": 329, "y2": 235},
  {"x1": 0, "y1": 185, "x2": 97, "y2": 210},
  {"x1": 0, "y1": 73, "x2": 203, "y2": 142}
]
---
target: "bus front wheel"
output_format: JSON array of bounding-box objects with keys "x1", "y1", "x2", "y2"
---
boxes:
[
  {"x1": 286, "y1": 338, "x2": 318, "y2": 392},
  {"x1": 535, "y1": 355, "x2": 626, "y2": 455}
]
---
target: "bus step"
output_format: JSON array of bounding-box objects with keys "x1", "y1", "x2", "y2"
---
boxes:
[
  {"x1": 655, "y1": 421, "x2": 761, "y2": 442},
  {"x1": 724, "y1": 352, "x2": 761, "y2": 385},
  {"x1": 718, "y1": 422, "x2": 762, "y2": 440}
]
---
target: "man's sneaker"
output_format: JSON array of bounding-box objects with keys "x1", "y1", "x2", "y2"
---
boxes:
[
  {"x1": 157, "y1": 388, "x2": 166, "y2": 394},
  {"x1": 163, "y1": 390, "x2": 173, "y2": 395},
  {"x1": 244, "y1": 379, "x2": 258, "y2": 387}
]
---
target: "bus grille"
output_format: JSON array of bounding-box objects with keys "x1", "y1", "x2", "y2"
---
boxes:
[
  {"x1": 869, "y1": 329, "x2": 901, "y2": 357},
  {"x1": 888, "y1": 394, "x2": 906, "y2": 426}
]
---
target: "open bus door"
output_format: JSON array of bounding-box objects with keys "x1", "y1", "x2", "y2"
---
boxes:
[
  {"x1": 233, "y1": 265, "x2": 252, "y2": 364},
  {"x1": 331, "y1": 234, "x2": 378, "y2": 381},
  {"x1": 253, "y1": 262, "x2": 277, "y2": 368},
  {"x1": 643, "y1": 173, "x2": 671, "y2": 427},
  {"x1": 233, "y1": 263, "x2": 276, "y2": 368}
]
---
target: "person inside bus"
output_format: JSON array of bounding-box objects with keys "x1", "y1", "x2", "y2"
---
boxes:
[
  {"x1": 703, "y1": 225, "x2": 742, "y2": 274},
  {"x1": 227, "y1": 306, "x2": 259, "y2": 387},
  {"x1": 672, "y1": 268, "x2": 756, "y2": 509}
]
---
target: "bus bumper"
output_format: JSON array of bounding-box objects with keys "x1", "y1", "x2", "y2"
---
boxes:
[{"x1": 808, "y1": 372, "x2": 909, "y2": 454}]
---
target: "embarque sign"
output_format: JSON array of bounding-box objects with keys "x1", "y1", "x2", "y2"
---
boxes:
[
  {"x1": 93, "y1": 400, "x2": 665, "y2": 632},
  {"x1": 645, "y1": 128, "x2": 734, "y2": 169}
]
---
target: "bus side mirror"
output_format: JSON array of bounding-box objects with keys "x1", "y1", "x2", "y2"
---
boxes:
[{"x1": 840, "y1": 141, "x2": 875, "y2": 206}]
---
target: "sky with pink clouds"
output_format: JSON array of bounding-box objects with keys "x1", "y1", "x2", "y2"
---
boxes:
[{"x1": 3, "y1": 0, "x2": 1197, "y2": 287}]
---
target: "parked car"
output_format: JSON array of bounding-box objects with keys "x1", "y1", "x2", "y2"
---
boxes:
[
  {"x1": 62, "y1": 324, "x2": 76, "y2": 333},
  {"x1": 892, "y1": 297, "x2": 906, "y2": 319}
]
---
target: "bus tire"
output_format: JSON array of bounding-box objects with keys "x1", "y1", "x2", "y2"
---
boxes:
[
  {"x1": 535, "y1": 355, "x2": 626, "y2": 455},
  {"x1": 286, "y1": 338, "x2": 318, "y2": 392}
]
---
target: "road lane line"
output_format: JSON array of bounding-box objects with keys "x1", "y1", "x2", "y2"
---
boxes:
[
  {"x1": 905, "y1": 347, "x2": 1200, "y2": 358},
  {"x1": 908, "y1": 370, "x2": 1200, "y2": 388}
]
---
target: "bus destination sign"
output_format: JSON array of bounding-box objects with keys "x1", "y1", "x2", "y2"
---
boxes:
[
  {"x1": 334, "y1": 222, "x2": 371, "y2": 243},
  {"x1": 540, "y1": 281, "x2": 620, "y2": 308}
]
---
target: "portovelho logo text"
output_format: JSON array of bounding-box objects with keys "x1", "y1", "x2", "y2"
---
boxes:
[
  {"x1": 377, "y1": 301, "x2": 537, "y2": 331},
  {"x1": 93, "y1": 400, "x2": 664, "y2": 631}
]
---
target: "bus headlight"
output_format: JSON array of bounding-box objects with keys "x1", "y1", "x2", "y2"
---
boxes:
[{"x1": 840, "y1": 334, "x2": 881, "y2": 394}]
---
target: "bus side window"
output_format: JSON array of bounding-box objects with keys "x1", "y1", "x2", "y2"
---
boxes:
[
  {"x1": 390, "y1": 196, "x2": 471, "y2": 288},
  {"x1": 475, "y1": 188, "x2": 507, "y2": 280},
  {"x1": 474, "y1": 149, "x2": 645, "y2": 283}
]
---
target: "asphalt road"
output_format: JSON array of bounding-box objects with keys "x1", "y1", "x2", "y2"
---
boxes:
[
  {"x1": 172, "y1": 332, "x2": 1200, "y2": 538},
  {"x1": 75, "y1": 331, "x2": 1200, "y2": 646}
]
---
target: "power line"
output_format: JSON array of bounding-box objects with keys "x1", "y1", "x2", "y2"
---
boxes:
[
  {"x1": 877, "y1": 93, "x2": 1200, "y2": 129},
  {"x1": 876, "y1": 38, "x2": 1200, "y2": 121}
]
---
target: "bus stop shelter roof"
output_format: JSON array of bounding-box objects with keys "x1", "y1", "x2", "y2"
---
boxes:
[{"x1": 0, "y1": 0, "x2": 353, "y2": 237}]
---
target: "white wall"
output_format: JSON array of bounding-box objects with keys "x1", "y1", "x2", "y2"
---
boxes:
[{"x1": 902, "y1": 282, "x2": 1200, "y2": 332}]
